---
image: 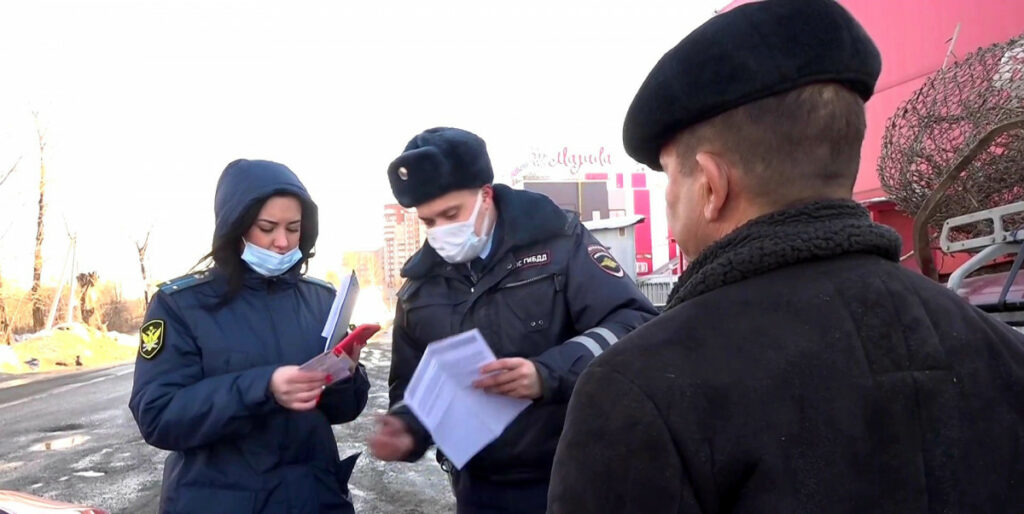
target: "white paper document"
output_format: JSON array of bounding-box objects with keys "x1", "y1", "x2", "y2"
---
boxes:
[
  {"x1": 403, "y1": 329, "x2": 531, "y2": 469},
  {"x1": 321, "y1": 270, "x2": 359, "y2": 351}
]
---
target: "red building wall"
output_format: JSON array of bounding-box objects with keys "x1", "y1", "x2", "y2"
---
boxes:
[
  {"x1": 631, "y1": 173, "x2": 654, "y2": 275},
  {"x1": 722, "y1": 0, "x2": 1024, "y2": 274}
]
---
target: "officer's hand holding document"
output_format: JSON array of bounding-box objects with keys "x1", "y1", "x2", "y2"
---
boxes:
[{"x1": 403, "y1": 329, "x2": 531, "y2": 468}]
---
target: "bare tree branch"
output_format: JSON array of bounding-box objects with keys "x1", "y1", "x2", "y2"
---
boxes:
[
  {"x1": 64, "y1": 215, "x2": 76, "y2": 241},
  {"x1": 0, "y1": 156, "x2": 21, "y2": 189},
  {"x1": 30, "y1": 112, "x2": 48, "y2": 331},
  {"x1": 136, "y1": 228, "x2": 153, "y2": 305},
  {"x1": 136, "y1": 230, "x2": 151, "y2": 255},
  {"x1": 0, "y1": 267, "x2": 10, "y2": 344}
]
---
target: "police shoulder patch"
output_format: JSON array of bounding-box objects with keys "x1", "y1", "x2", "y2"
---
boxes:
[
  {"x1": 139, "y1": 319, "x2": 165, "y2": 360},
  {"x1": 588, "y1": 244, "x2": 625, "y2": 278}
]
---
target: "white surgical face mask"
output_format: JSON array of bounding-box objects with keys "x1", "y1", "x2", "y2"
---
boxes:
[
  {"x1": 426, "y1": 190, "x2": 492, "y2": 264},
  {"x1": 241, "y1": 240, "x2": 303, "y2": 276}
]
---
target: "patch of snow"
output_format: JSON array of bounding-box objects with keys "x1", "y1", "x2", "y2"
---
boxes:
[
  {"x1": 0, "y1": 345, "x2": 18, "y2": 367},
  {"x1": 109, "y1": 332, "x2": 140, "y2": 347},
  {"x1": 73, "y1": 471, "x2": 106, "y2": 478}
]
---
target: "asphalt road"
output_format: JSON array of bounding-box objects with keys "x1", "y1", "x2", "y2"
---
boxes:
[
  {"x1": 0, "y1": 364, "x2": 163, "y2": 513},
  {"x1": 0, "y1": 342, "x2": 455, "y2": 513}
]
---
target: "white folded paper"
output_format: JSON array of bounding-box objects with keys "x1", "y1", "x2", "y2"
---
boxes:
[{"x1": 403, "y1": 329, "x2": 531, "y2": 469}]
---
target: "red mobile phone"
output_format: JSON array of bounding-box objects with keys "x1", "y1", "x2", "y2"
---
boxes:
[{"x1": 333, "y1": 323, "x2": 381, "y2": 357}]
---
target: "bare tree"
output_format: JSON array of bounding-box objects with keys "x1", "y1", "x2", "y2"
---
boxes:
[
  {"x1": 0, "y1": 158, "x2": 16, "y2": 344},
  {"x1": 0, "y1": 156, "x2": 20, "y2": 189},
  {"x1": 136, "y1": 229, "x2": 152, "y2": 304},
  {"x1": 30, "y1": 113, "x2": 47, "y2": 331},
  {"x1": 77, "y1": 271, "x2": 99, "y2": 326},
  {"x1": 0, "y1": 267, "x2": 9, "y2": 345}
]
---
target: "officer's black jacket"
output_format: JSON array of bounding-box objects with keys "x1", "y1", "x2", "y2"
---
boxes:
[{"x1": 388, "y1": 184, "x2": 658, "y2": 481}]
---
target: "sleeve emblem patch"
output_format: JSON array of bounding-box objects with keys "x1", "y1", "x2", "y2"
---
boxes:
[
  {"x1": 139, "y1": 320, "x2": 165, "y2": 359},
  {"x1": 587, "y1": 244, "x2": 625, "y2": 278}
]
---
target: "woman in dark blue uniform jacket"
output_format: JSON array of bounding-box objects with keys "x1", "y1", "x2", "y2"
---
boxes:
[{"x1": 129, "y1": 159, "x2": 369, "y2": 514}]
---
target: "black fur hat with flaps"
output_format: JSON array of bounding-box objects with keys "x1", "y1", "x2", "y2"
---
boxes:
[
  {"x1": 623, "y1": 0, "x2": 882, "y2": 171},
  {"x1": 387, "y1": 127, "x2": 494, "y2": 208}
]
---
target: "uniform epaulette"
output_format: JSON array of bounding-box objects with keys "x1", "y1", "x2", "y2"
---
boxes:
[
  {"x1": 158, "y1": 270, "x2": 214, "y2": 294},
  {"x1": 300, "y1": 275, "x2": 336, "y2": 292},
  {"x1": 562, "y1": 209, "x2": 582, "y2": 232}
]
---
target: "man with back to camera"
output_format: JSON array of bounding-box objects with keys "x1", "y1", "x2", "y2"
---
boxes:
[
  {"x1": 368, "y1": 127, "x2": 658, "y2": 513},
  {"x1": 548, "y1": 0, "x2": 1024, "y2": 512}
]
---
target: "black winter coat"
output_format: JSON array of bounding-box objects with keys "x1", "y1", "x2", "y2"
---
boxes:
[
  {"x1": 549, "y1": 201, "x2": 1024, "y2": 513},
  {"x1": 389, "y1": 184, "x2": 658, "y2": 482}
]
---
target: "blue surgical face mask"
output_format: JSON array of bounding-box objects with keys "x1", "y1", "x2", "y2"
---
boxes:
[{"x1": 241, "y1": 240, "x2": 303, "y2": 277}]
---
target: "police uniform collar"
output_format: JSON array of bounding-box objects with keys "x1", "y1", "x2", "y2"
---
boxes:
[
  {"x1": 401, "y1": 184, "x2": 570, "y2": 280},
  {"x1": 489, "y1": 185, "x2": 569, "y2": 257}
]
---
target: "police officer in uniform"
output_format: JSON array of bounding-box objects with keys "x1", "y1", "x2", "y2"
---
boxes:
[
  {"x1": 368, "y1": 127, "x2": 658, "y2": 513},
  {"x1": 129, "y1": 159, "x2": 369, "y2": 513}
]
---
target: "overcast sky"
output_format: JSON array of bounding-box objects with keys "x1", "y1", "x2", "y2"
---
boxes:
[{"x1": 0, "y1": 0, "x2": 722, "y2": 294}]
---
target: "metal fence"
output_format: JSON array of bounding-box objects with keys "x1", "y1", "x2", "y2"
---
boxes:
[{"x1": 637, "y1": 275, "x2": 676, "y2": 308}]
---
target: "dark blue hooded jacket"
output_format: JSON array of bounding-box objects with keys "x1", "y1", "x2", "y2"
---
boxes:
[{"x1": 129, "y1": 159, "x2": 369, "y2": 514}]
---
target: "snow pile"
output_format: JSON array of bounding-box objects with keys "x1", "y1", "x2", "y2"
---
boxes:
[
  {"x1": 0, "y1": 345, "x2": 19, "y2": 369},
  {"x1": 0, "y1": 323, "x2": 137, "y2": 374}
]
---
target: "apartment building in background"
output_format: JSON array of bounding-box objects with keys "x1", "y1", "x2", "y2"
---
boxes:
[
  {"x1": 382, "y1": 203, "x2": 423, "y2": 302},
  {"x1": 341, "y1": 249, "x2": 385, "y2": 289}
]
